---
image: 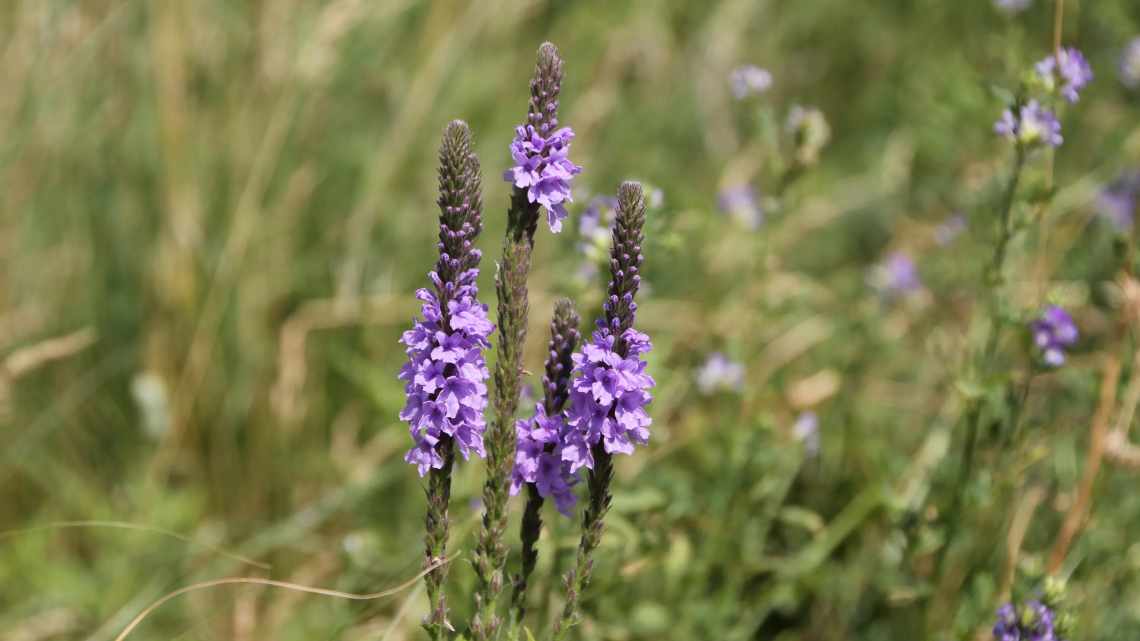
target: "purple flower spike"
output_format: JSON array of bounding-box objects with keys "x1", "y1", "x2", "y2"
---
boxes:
[
  {"x1": 995, "y1": 100, "x2": 1062, "y2": 148},
  {"x1": 564, "y1": 184, "x2": 655, "y2": 464},
  {"x1": 1032, "y1": 305, "x2": 1078, "y2": 367},
  {"x1": 399, "y1": 122, "x2": 493, "y2": 476},
  {"x1": 504, "y1": 125, "x2": 583, "y2": 233},
  {"x1": 1036, "y1": 47, "x2": 1093, "y2": 103},
  {"x1": 511, "y1": 300, "x2": 582, "y2": 516},
  {"x1": 502, "y1": 43, "x2": 581, "y2": 235}
]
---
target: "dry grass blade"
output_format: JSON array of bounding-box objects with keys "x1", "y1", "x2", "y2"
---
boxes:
[
  {"x1": 0, "y1": 520, "x2": 269, "y2": 570},
  {"x1": 112, "y1": 556, "x2": 452, "y2": 641}
]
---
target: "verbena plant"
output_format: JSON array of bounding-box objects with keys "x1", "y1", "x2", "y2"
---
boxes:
[{"x1": 397, "y1": 43, "x2": 653, "y2": 641}]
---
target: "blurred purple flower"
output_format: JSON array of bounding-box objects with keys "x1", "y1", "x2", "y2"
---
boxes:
[
  {"x1": 579, "y1": 195, "x2": 618, "y2": 239},
  {"x1": 1097, "y1": 172, "x2": 1140, "y2": 232},
  {"x1": 995, "y1": 100, "x2": 1062, "y2": 148},
  {"x1": 717, "y1": 184, "x2": 763, "y2": 230},
  {"x1": 730, "y1": 65, "x2": 772, "y2": 99},
  {"x1": 872, "y1": 252, "x2": 922, "y2": 297},
  {"x1": 696, "y1": 352, "x2": 745, "y2": 395},
  {"x1": 1036, "y1": 47, "x2": 1093, "y2": 103},
  {"x1": 994, "y1": 0, "x2": 1031, "y2": 13},
  {"x1": 992, "y1": 603, "x2": 1020, "y2": 641},
  {"x1": 934, "y1": 213, "x2": 967, "y2": 246},
  {"x1": 504, "y1": 125, "x2": 583, "y2": 233},
  {"x1": 1122, "y1": 37, "x2": 1140, "y2": 89},
  {"x1": 1032, "y1": 305, "x2": 1078, "y2": 367},
  {"x1": 793, "y1": 412, "x2": 820, "y2": 457}
]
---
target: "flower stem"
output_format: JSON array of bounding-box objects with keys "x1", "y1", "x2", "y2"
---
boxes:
[{"x1": 424, "y1": 437, "x2": 455, "y2": 640}]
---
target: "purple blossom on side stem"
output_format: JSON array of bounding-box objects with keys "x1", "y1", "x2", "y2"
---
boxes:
[
  {"x1": 510, "y1": 299, "x2": 581, "y2": 624},
  {"x1": 512, "y1": 404, "x2": 579, "y2": 515},
  {"x1": 1032, "y1": 305, "x2": 1078, "y2": 367},
  {"x1": 1036, "y1": 47, "x2": 1093, "y2": 103},
  {"x1": 472, "y1": 41, "x2": 571, "y2": 641},
  {"x1": 504, "y1": 125, "x2": 582, "y2": 233},
  {"x1": 995, "y1": 100, "x2": 1062, "y2": 148}
]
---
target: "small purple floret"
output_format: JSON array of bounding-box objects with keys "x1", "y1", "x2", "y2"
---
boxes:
[
  {"x1": 1032, "y1": 305, "x2": 1078, "y2": 367},
  {"x1": 995, "y1": 100, "x2": 1062, "y2": 148},
  {"x1": 504, "y1": 125, "x2": 583, "y2": 233},
  {"x1": 1036, "y1": 47, "x2": 1093, "y2": 103}
]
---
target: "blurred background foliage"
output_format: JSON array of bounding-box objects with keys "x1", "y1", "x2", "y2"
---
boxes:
[{"x1": 2, "y1": 0, "x2": 1140, "y2": 639}]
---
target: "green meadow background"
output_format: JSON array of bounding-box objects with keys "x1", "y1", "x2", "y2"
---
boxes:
[{"x1": 2, "y1": 1, "x2": 1140, "y2": 639}]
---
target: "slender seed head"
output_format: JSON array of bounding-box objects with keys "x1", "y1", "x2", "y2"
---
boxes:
[
  {"x1": 606, "y1": 182, "x2": 647, "y2": 353},
  {"x1": 530, "y1": 43, "x2": 565, "y2": 135}
]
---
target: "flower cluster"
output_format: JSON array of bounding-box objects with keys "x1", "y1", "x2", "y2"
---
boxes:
[
  {"x1": 1122, "y1": 37, "x2": 1140, "y2": 89},
  {"x1": 696, "y1": 352, "x2": 745, "y2": 395},
  {"x1": 993, "y1": 601, "x2": 1061, "y2": 641},
  {"x1": 511, "y1": 404, "x2": 579, "y2": 515},
  {"x1": 562, "y1": 328, "x2": 655, "y2": 471},
  {"x1": 730, "y1": 65, "x2": 772, "y2": 99},
  {"x1": 400, "y1": 286, "x2": 494, "y2": 475},
  {"x1": 504, "y1": 125, "x2": 582, "y2": 233},
  {"x1": 1036, "y1": 48, "x2": 1094, "y2": 103},
  {"x1": 1031, "y1": 305, "x2": 1078, "y2": 367},
  {"x1": 995, "y1": 100, "x2": 1063, "y2": 148}
]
